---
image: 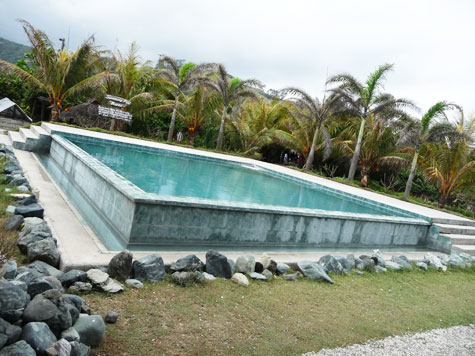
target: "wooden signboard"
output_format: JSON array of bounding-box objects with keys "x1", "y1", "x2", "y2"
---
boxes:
[{"x1": 98, "y1": 95, "x2": 132, "y2": 124}]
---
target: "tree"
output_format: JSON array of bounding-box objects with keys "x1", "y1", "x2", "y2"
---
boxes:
[
  {"x1": 421, "y1": 114, "x2": 475, "y2": 208},
  {"x1": 198, "y1": 64, "x2": 262, "y2": 150},
  {"x1": 396, "y1": 101, "x2": 461, "y2": 199},
  {"x1": 280, "y1": 87, "x2": 342, "y2": 169},
  {"x1": 0, "y1": 20, "x2": 106, "y2": 121},
  {"x1": 328, "y1": 64, "x2": 415, "y2": 182},
  {"x1": 157, "y1": 56, "x2": 214, "y2": 142}
]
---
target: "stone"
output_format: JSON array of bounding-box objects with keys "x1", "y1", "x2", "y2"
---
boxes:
[
  {"x1": 63, "y1": 295, "x2": 84, "y2": 312},
  {"x1": 27, "y1": 277, "x2": 56, "y2": 297},
  {"x1": 0, "y1": 280, "x2": 30, "y2": 323},
  {"x1": 4, "y1": 214, "x2": 24, "y2": 230},
  {"x1": 14, "y1": 268, "x2": 43, "y2": 286},
  {"x1": 5, "y1": 205, "x2": 16, "y2": 215},
  {"x1": 170, "y1": 254, "x2": 205, "y2": 272},
  {"x1": 249, "y1": 272, "x2": 267, "y2": 281},
  {"x1": 276, "y1": 263, "x2": 290, "y2": 275},
  {"x1": 27, "y1": 239, "x2": 60, "y2": 267},
  {"x1": 335, "y1": 256, "x2": 352, "y2": 270},
  {"x1": 21, "y1": 218, "x2": 50, "y2": 237},
  {"x1": 391, "y1": 256, "x2": 413, "y2": 270},
  {"x1": 374, "y1": 266, "x2": 387, "y2": 273},
  {"x1": 227, "y1": 259, "x2": 236, "y2": 275},
  {"x1": 21, "y1": 322, "x2": 57, "y2": 355},
  {"x1": 171, "y1": 271, "x2": 204, "y2": 287},
  {"x1": 108, "y1": 250, "x2": 133, "y2": 281},
  {"x1": 18, "y1": 232, "x2": 54, "y2": 255},
  {"x1": 61, "y1": 327, "x2": 80, "y2": 342},
  {"x1": 17, "y1": 185, "x2": 30, "y2": 193},
  {"x1": 262, "y1": 269, "x2": 273, "y2": 281},
  {"x1": 3, "y1": 260, "x2": 17, "y2": 280},
  {"x1": 201, "y1": 272, "x2": 216, "y2": 281},
  {"x1": 267, "y1": 259, "x2": 277, "y2": 274},
  {"x1": 298, "y1": 261, "x2": 333, "y2": 283},
  {"x1": 384, "y1": 261, "x2": 402, "y2": 271},
  {"x1": 105, "y1": 312, "x2": 118, "y2": 324},
  {"x1": 260, "y1": 253, "x2": 272, "y2": 269},
  {"x1": 28, "y1": 260, "x2": 63, "y2": 279},
  {"x1": 125, "y1": 279, "x2": 144, "y2": 288},
  {"x1": 15, "y1": 194, "x2": 37, "y2": 206},
  {"x1": 8, "y1": 280, "x2": 27, "y2": 292},
  {"x1": 449, "y1": 253, "x2": 466, "y2": 268},
  {"x1": 254, "y1": 262, "x2": 264, "y2": 273},
  {"x1": 69, "y1": 341, "x2": 90, "y2": 356},
  {"x1": 69, "y1": 282, "x2": 92, "y2": 293},
  {"x1": 45, "y1": 338, "x2": 71, "y2": 356},
  {"x1": 4, "y1": 164, "x2": 20, "y2": 174},
  {"x1": 59, "y1": 270, "x2": 87, "y2": 288},
  {"x1": 456, "y1": 252, "x2": 473, "y2": 263},
  {"x1": 346, "y1": 254, "x2": 357, "y2": 269},
  {"x1": 282, "y1": 272, "x2": 299, "y2": 281},
  {"x1": 8, "y1": 176, "x2": 27, "y2": 187},
  {"x1": 132, "y1": 254, "x2": 166, "y2": 282},
  {"x1": 205, "y1": 250, "x2": 232, "y2": 279},
  {"x1": 100, "y1": 279, "x2": 124, "y2": 294},
  {"x1": 72, "y1": 314, "x2": 106, "y2": 347},
  {"x1": 6, "y1": 325, "x2": 22, "y2": 346},
  {"x1": 438, "y1": 254, "x2": 449, "y2": 266},
  {"x1": 424, "y1": 253, "x2": 444, "y2": 270},
  {"x1": 236, "y1": 255, "x2": 255, "y2": 274},
  {"x1": 231, "y1": 273, "x2": 249, "y2": 286},
  {"x1": 319, "y1": 255, "x2": 344, "y2": 274},
  {"x1": 0, "y1": 334, "x2": 6, "y2": 349},
  {"x1": 86, "y1": 269, "x2": 109, "y2": 285},
  {"x1": 23, "y1": 295, "x2": 59, "y2": 322},
  {"x1": 355, "y1": 257, "x2": 365, "y2": 270},
  {"x1": 15, "y1": 203, "x2": 44, "y2": 218},
  {"x1": 359, "y1": 256, "x2": 375, "y2": 270},
  {"x1": 0, "y1": 340, "x2": 36, "y2": 356},
  {"x1": 371, "y1": 250, "x2": 386, "y2": 266}
]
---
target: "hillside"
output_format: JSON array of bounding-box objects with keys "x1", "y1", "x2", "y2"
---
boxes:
[{"x1": 0, "y1": 37, "x2": 30, "y2": 63}]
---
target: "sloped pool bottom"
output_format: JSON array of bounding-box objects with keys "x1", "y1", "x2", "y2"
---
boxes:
[{"x1": 37, "y1": 134, "x2": 432, "y2": 251}]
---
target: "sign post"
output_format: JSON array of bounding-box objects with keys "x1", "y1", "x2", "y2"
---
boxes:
[{"x1": 97, "y1": 95, "x2": 132, "y2": 131}]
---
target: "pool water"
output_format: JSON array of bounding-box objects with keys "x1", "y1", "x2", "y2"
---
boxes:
[{"x1": 72, "y1": 139, "x2": 396, "y2": 216}]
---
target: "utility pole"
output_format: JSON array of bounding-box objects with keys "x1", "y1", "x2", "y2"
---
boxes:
[{"x1": 59, "y1": 38, "x2": 65, "y2": 50}]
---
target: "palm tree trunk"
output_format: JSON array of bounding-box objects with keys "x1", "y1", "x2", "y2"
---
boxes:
[
  {"x1": 438, "y1": 194, "x2": 449, "y2": 209},
  {"x1": 167, "y1": 92, "x2": 179, "y2": 142},
  {"x1": 404, "y1": 151, "x2": 419, "y2": 199},
  {"x1": 50, "y1": 105, "x2": 60, "y2": 122},
  {"x1": 216, "y1": 110, "x2": 226, "y2": 151},
  {"x1": 348, "y1": 117, "x2": 366, "y2": 183},
  {"x1": 304, "y1": 126, "x2": 320, "y2": 170}
]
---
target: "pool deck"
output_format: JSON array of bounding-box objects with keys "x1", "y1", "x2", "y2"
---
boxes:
[{"x1": 4, "y1": 125, "x2": 473, "y2": 270}]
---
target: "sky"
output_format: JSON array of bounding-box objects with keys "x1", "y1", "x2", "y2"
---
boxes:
[{"x1": 1, "y1": 0, "x2": 474, "y2": 119}]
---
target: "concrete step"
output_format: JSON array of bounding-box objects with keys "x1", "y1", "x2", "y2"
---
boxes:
[
  {"x1": 30, "y1": 125, "x2": 50, "y2": 138},
  {"x1": 8, "y1": 131, "x2": 26, "y2": 150},
  {"x1": 441, "y1": 234, "x2": 475, "y2": 245},
  {"x1": 432, "y1": 217, "x2": 475, "y2": 227},
  {"x1": 435, "y1": 223, "x2": 475, "y2": 235},
  {"x1": 452, "y1": 245, "x2": 475, "y2": 256},
  {"x1": 19, "y1": 127, "x2": 38, "y2": 141}
]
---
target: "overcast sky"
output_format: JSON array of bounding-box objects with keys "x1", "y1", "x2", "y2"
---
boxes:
[{"x1": 1, "y1": 0, "x2": 474, "y2": 118}]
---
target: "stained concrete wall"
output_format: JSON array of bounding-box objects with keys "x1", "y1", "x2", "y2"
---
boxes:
[{"x1": 0, "y1": 116, "x2": 30, "y2": 130}]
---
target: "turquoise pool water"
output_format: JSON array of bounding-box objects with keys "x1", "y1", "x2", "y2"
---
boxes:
[{"x1": 70, "y1": 139, "x2": 398, "y2": 217}]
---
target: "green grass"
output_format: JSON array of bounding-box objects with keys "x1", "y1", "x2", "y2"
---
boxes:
[{"x1": 85, "y1": 268, "x2": 475, "y2": 356}]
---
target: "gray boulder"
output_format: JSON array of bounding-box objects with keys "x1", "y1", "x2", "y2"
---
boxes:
[
  {"x1": 105, "y1": 312, "x2": 119, "y2": 324},
  {"x1": 205, "y1": 250, "x2": 232, "y2": 279},
  {"x1": 3, "y1": 260, "x2": 17, "y2": 280},
  {"x1": 170, "y1": 254, "x2": 205, "y2": 272},
  {"x1": 231, "y1": 273, "x2": 249, "y2": 286},
  {"x1": 23, "y1": 295, "x2": 59, "y2": 323},
  {"x1": 108, "y1": 250, "x2": 133, "y2": 281},
  {"x1": 374, "y1": 266, "x2": 387, "y2": 273},
  {"x1": 0, "y1": 317, "x2": 22, "y2": 346},
  {"x1": 262, "y1": 269, "x2": 273, "y2": 281},
  {"x1": 371, "y1": 250, "x2": 386, "y2": 266},
  {"x1": 276, "y1": 263, "x2": 290, "y2": 275},
  {"x1": 8, "y1": 176, "x2": 27, "y2": 187},
  {"x1": 416, "y1": 261, "x2": 428, "y2": 270},
  {"x1": 227, "y1": 259, "x2": 236, "y2": 275},
  {"x1": 354, "y1": 257, "x2": 364, "y2": 270},
  {"x1": 27, "y1": 239, "x2": 60, "y2": 267},
  {"x1": 63, "y1": 295, "x2": 85, "y2": 312},
  {"x1": 202, "y1": 272, "x2": 216, "y2": 281},
  {"x1": 171, "y1": 271, "x2": 204, "y2": 287},
  {"x1": 282, "y1": 272, "x2": 299, "y2": 281},
  {"x1": 5, "y1": 214, "x2": 24, "y2": 230},
  {"x1": 125, "y1": 279, "x2": 143, "y2": 289},
  {"x1": 14, "y1": 267, "x2": 43, "y2": 286},
  {"x1": 438, "y1": 254, "x2": 449, "y2": 266},
  {"x1": 249, "y1": 272, "x2": 267, "y2": 281},
  {"x1": 359, "y1": 256, "x2": 375, "y2": 270},
  {"x1": 384, "y1": 261, "x2": 402, "y2": 271},
  {"x1": 21, "y1": 218, "x2": 50, "y2": 237},
  {"x1": 45, "y1": 338, "x2": 71, "y2": 356},
  {"x1": 15, "y1": 203, "x2": 44, "y2": 218},
  {"x1": 18, "y1": 232, "x2": 54, "y2": 255},
  {"x1": 59, "y1": 269, "x2": 87, "y2": 288},
  {"x1": 0, "y1": 340, "x2": 36, "y2": 356},
  {"x1": 335, "y1": 256, "x2": 352, "y2": 270},
  {"x1": 69, "y1": 341, "x2": 90, "y2": 356},
  {"x1": 391, "y1": 256, "x2": 413, "y2": 270},
  {"x1": 424, "y1": 253, "x2": 444, "y2": 270},
  {"x1": 297, "y1": 261, "x2": 333, "y2": 283},
  {"x1": 0, "y1": 280, "x2": 30, "y2": 322},
  {"x1": 319, "y1": 255, "x2": 343, "y2": 274},
  {"x1": 86, "y1": 269, "x2": 123, "y2": 293},
  {"x1": 132, "y1": 254, "x2": 166, "y2": 282},
  {"x1": 15, "y1": 194, "x2": 37, "y2": 206},
  {"x1": 69, "y1": 282, "x2": 92, "y2": 293},
  {"x1": 21, "y1": 322, "x2": 57, "y2": 355},
  {"x1": 236, "y1": 255, "x2": 255, "y2": 274},
  {"x1": 61, "y1": 327, "x2": 80, "y2": 342},
  {"x1": 27, "y1": 277, "x2": 58, "y2": 297},
  {"x1": 72, "y1": 314, "x2": 106, "y2": 347},
  {"x1": 456, "y1": 252, "x2": 473, "y2": 263},
  {"x1": 346, "y1": 254, "x2": 357, "y2": 269},
  {"x1": 449, "y1": 253, "x2": 466, "y2": 268}
]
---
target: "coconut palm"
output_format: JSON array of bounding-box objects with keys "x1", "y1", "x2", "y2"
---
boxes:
[
  {"x1": 0, "y1": 20, "x2": 107, "y2": 121},
  {"x1": 280, "y1": 87, "x2": 342, "y2": 169},
  {"x1": 157, "y1": 56, "x2": 214, "y2": 142},
  {"x1": 231, "y1": 99, "x2": 294, "y2": 158},
  {"x1": 328, "y1": 64, "x2": 415, "y2": 182},
  {"x1": 421, "y1": 114, "x2": 475, "y2": 208},
  {"x1": 198, "y1": 64, "x2": 262, "y2": 150},
  {"x1": 397, "y1": 101, "x2": 461, "y2": 199}
]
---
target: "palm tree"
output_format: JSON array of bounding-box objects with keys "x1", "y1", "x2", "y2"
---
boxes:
[
  {"x1": 328, "y1": 64, "x2": 415, "y2": 182},
  {"x1": 396, "y1": 101, "x2": 461, "y2": 199},
  {"x1": 280, "y1": 87, "x2": 342, "y2": 169},
  {"x1": 421, "y1": 114, "x2": 475, "y2": 208},
  {"x1": 198, "y1": 64, "x2": 262, "y2": 150},
  {"x1": 0, "y1": 20, "x2": 106, "y2": 121},
  {"x1": 231, "y1": 98, "x2": 294, "y2": 158},
  {"x1": 157, "y1": 56, "x2": 214, "y2": 142}
]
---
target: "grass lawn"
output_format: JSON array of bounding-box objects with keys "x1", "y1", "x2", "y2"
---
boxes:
[{"x1": 85, "y1": 268, "x2": 475, "y2": 356}]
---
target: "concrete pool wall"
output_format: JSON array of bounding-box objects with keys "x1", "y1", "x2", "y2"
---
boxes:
[{"x1": 36, "y1": 130, "x2": 439, "y2": 251}]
